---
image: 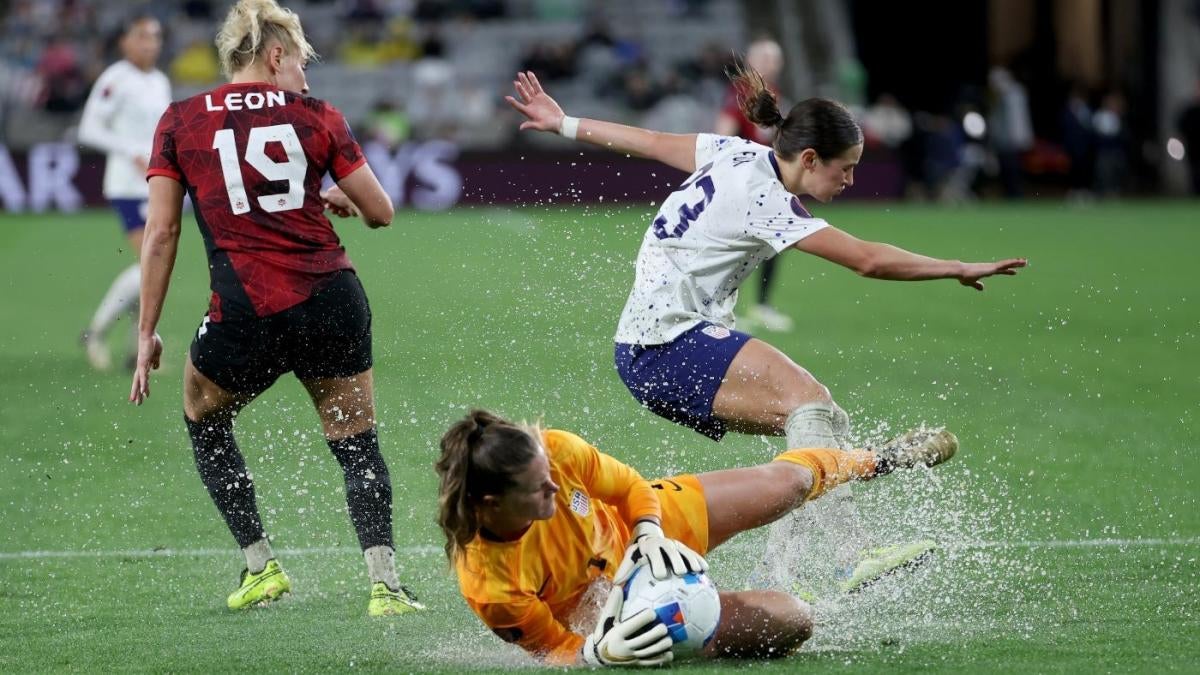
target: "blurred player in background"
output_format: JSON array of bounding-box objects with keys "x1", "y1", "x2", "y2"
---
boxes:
[
  {"x1": 506, "y1": 69, "x2": 1025, "y2": 593},
  {"x1": 78, "y1": 13, "x2": 171, "y2": 371},
  {"x1": 128, "y1": 0, "x2": 422, "y2": 616},
  {"x1": 715, "y1": 37, "x2": 792, "y2": 332},
  {"x1": 436, "y1": 409, "x2": 956, "y2": 666}
]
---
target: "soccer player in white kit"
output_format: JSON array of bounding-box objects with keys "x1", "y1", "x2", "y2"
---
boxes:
[
  {"x1": 78, "y1": 13, "x2": 171, "y2": 371},
  {"x1": 506, "y1": 68, "x2": 1026, "y2": 593}
]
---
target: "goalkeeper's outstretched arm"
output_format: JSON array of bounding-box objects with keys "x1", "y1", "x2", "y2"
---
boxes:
[{"x1": 505, "y1": 70, "x2": 699, "y2": 174}]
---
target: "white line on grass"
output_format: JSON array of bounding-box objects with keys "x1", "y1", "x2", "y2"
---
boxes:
[
  {"x1": 0, "y1": 545, "x2": 441, "y2": 560},
  {"x1": 0, "y1": 537, "x2": 1196, "y2": 561}
]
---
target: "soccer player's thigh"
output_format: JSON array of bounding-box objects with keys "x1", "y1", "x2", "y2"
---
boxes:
[
  {"x1": 711, "y1": 338, "x2": 831, "y2": 434},
  {"x1": 292, "y1": 271, "x2": 376, "y2": 439},
  {"x1": 184, "y1": 317, "x2": 279, "y2": 420},
  {"x1": 695, "y1": 462, "x2": 812, "y2": 550},
  {"x1": 653, "y1": 475, "x2": 711, "y2": 555}
]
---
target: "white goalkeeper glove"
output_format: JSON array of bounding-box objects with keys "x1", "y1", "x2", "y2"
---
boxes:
[
  {"x1": 581, "y1": 585, "x2": 673, "y2": 667},
  {"x1": 613, "y1": 520, "x2": 708, "y2": 584}
]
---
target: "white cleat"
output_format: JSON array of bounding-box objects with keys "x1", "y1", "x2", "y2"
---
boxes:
[
  {"x1": 81, "y1": 330, "x2": 112, "y2": 371},
  {"x1": 749, "y1": 304, "x2": 794, "y2": 332}
]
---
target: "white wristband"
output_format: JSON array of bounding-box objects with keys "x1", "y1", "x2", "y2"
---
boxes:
[{"x1": 559, "y1": 116, "x2": 580, "y2": 140}]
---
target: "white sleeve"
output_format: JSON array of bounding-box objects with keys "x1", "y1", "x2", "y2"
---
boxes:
[
  {"x1": 693, "y1": 133, "x2": 738, "y2": 168},
  {"x1": 78, "y1": 67, "x2": 131, "y2": 157},
  {"x1": 747, "y1": 186, "x2": 829, "y2": 253}
]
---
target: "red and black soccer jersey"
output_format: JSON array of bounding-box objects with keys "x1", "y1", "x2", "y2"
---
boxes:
[{"x1": 148, "y1": 82, "x2": 366, "y2": 321}]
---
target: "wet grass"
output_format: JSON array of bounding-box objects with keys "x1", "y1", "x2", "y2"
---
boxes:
[{"x1": 1, "y1": 200, "x2": 1197, "y2": 672}]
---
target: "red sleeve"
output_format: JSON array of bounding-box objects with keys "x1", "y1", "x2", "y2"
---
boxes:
[
  {"x1": 321, "y1": 101, "x2": 366, "y2": 181},
  {"x1": 146, "y1": 103, "x2": 182, "y2": 182}
]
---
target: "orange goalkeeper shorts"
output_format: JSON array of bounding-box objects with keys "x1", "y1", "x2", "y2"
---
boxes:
[{"x1": 651, "y1": 473, "x2": 710, "y2": 555}]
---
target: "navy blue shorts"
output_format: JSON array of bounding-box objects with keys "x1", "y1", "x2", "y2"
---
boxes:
[
  {"x1": 110, "y1": 198, "x2": 147, "y2": 233},
  {"x1": 615, "y1": 322, "x2": 752, "y2": 441}
]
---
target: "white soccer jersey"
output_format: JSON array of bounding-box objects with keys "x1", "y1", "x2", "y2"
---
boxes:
[
  {"x1": 613, "y1": 134, "x2": 829, "y2": 345},
  {"x1": 78, "y1": 60, "x2": 171, "y2": 199}
]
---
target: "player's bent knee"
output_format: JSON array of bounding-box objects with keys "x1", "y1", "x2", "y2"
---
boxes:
[
  {"x1": 775, "y1": 366, "x2": 833, "y2": 413},
  {"x1": 710, "y1": 590, "x2": 814, "y2": 659}
]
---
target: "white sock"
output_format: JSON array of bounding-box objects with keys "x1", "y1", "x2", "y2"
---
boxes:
[
  {"x1": 750, "y1": 403, "x2": 865, "y2": 590},
  {"x1": 243, "y1": 537, "x2": 274, "y2": 574},
  {"x1": 88, "y1": 263, "x2": 141, "y2": 338},
  {"x1": 831, "y1": 403, "x2": 852, "y2": 450},
  {"x1": 784, "y1": 402, "x2": 837, "y2": 449},
  {"x1": 364, "y1": 545, "x2": 400, "y2": 591}
]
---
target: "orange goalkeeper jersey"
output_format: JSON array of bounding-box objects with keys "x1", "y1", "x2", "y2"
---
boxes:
[{"x1": 455, "y1": 429, "x2": 662, "y2": 665}]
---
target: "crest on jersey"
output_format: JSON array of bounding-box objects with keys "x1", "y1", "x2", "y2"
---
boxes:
[
  {"x1": 570, "y1": 489, "x2": 590, "y2": 516},
  {"x1": 701, "y1": 325, "x2": 731, "y2": 340}
]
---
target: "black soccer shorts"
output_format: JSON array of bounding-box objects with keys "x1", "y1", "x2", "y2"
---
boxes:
[{"x1": 189, "y1": 270, "x2": 373, "y2": 396}]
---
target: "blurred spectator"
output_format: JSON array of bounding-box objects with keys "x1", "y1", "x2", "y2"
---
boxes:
[
  {"x1": 338, "y1": 18, "x2": 421, "y2": 67},
  {"x1": 579, "y1": 14, "x2": 615, "y2": 49},
  {"x1": 913, "y1": 111, "x2": 969, "y2": 202},
  {"x1": 1092, "y1": 91, "x2": 1128, "y2": 197},
  {"x1": 181, "y1": 0, "x2": 215, "y2": 20},
  {"x1": 862, "y1": 93, "x2": 912, "y2": 150},
  {"x1": 987, "y1": 67, "x2": 1034, "y2": 198},
  {"x1": 365, "y1": 99, "x2": 411, "y2": 150},
  {"x1": 1177, "y1": 79, "x2": 1200, "y2": 195},
  {"x1": 408, "y1": 58, "x2": 458, "y2": 139},
  {"x1": 421, "y1": 24, "x2": 446, "y2": 59},
  {"x1": 715, "y1": 37, "x2": 782, "y2": 144},
  {"x1": 37, "y1": 33, "x2": 88, "y2": 112},
  {"x1": 1060, "y1": 83, "x2": 1094, "y2": 200},
  {"x1": 621, "y1": 64, "x2": 662, "y2": 111},
  {"x1": 406, "y1": 57, "x2": 495, "y2": 143},
  {"x1": 519, "y1": 42, "x2": 577, "y2": 81},
  {"x1": 170, "y1": 38, "x2": 220, "y2": 85},
  {"x1": 415, "y1": 0, "x2": 507, "y2": 21}
]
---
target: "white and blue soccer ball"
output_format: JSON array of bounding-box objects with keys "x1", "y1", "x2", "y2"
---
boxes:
[{"x1": 620, "y1": 566, "x2": 721, "y2": 656}]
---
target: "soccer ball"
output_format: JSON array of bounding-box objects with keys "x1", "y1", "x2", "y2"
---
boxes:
[{"x1": 620, "y1": 566, "x2": 721, "y2": 656}]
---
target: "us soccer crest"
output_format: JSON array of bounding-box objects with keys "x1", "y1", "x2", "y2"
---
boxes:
[{"x1": 570, "y1": 489, "x2": 590, "y2": 516}]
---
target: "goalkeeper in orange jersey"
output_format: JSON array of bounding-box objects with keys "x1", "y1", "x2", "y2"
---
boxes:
[{"x1": 435, "y1": 410, "x2": 957, "y2": 666}]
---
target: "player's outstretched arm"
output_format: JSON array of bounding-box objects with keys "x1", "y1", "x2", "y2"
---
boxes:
[
  {"x1": 505, "y1": 70, "x2": 699, "y2": 174},
  {"x1": 129, "y1": 176, "x2": 184, "y2": 405},
  {"x1": 794, "y1": 226, "x2": 1027, "y2": 290},
  {"x1": 334, "y1": 164, "x2": 393, "y2": 228}
]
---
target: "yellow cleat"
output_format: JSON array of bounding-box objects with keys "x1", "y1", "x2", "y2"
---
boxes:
[
  {"x1": 368, "y1": 582, "x2": 426, "y2": 616},
  {"x1": 227, "y1": 559, "x2": 291, "y2": 610},
  {"x1": 838, "y1": 540, "x2": 936, "y2": 593}
]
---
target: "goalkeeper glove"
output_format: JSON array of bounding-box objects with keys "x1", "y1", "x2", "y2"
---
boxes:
[
  {"x1": 581, "y1": 585, "x2": 673, "y2": 667},
  {"x1": 613, "y1": 520, "x2": 708, "y2": 583}
]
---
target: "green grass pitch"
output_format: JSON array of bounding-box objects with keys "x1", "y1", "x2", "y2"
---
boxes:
[{"x1": 1, "y1": 201, "x2": 1197, "y2": 672}]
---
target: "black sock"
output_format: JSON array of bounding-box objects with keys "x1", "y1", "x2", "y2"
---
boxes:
[
  {"x1": 327, "y1": 427, "x2": 393, "y2": 550},
  {"x1": 185, "y1": 414, "x2": 265, "y2": 548},
  {"x1": 759, "y1": 255, "x2": 777, "y2": 305}
]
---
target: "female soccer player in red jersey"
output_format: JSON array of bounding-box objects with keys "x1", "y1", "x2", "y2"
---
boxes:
[
  {"x1": 506, "y1": 69, "x2": 1026, "y2": 590},
  {"x1": 436, "y1": 409, "x2": 957, "y2": 666},
  {"x1": 128, "y1": 0, "x2": 422, "y2": 615}
]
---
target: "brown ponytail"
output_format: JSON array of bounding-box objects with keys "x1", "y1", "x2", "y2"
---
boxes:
[
  {"x1": 727, "y1": 60, "x2": 864, "y2": 162},
  {"x1": 435, "y1": 409, "x2": 542, "y2": 564},
  {"x1": 729, "y1": 60, "x2": 785, "y2": 129}
]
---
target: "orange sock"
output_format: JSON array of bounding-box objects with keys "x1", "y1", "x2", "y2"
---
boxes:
[{"x1": 773, "y1": 448, "x2": 878, "y2": 501}]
